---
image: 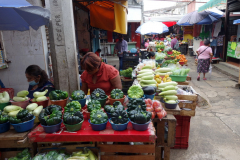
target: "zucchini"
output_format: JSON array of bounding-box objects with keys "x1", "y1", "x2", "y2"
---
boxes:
[
  {"x1": 155, "y1": 68, "x2": 171, "y2": 73},
  {"x1": 163, "y1": 85, "x2": 178, "y2": 91},
  {"x1": 0, "y1": 91, "x2": 10, "y2": 103},
  {"x1": 4, "y1": 105, "x2": 22, "y2": 113},
  {"x1": 164, "y1": 95, "x2": 178, "y2": 101},
  {"x1": 154, "y1": 72, "x2": 169, "y2": 76},
  {"x1": 138, "y1": 69, "x2": 153, "y2": 74},
  {"x1": 140, "y1": 84, "x2": 156, "y2": 87},
  {"x1": 158, "y1": 82, "x2": 178, "y2": 88},
  {"x1": 141, "y1": 75, "x2": 154, "y2": 80},
  {"x1": 13, "y1": 96, "x2": 27, "y2": 102},
  {"x1": 8, "y1": 110, "x2": 21, "y2": 117},
  {"x1": 17, "y1": 90, "x2": 29, "y2": 97},
  {"x1": 36, "y1": 96, "x2": 47, "y2": 102},
  {"x1": 26, "y1": 103, "x2": 38, "y2": 111},
  {"x1": 142, "y1": 65, "x2": 152, "y2": 70},
  {"x1": 33, "y1": 89, "x2": 48, "y2": 98},
  {"x1": 166, "y1": 100, "x2": 178, "y2": 104},
  {"x1": 140, "y1": 80, "x2": 157, "y2": 84},
  {"x1": 33, "y1": 105, "x2": 43, "y2": 116},
  {"x1": 159, "y1": 90, "x2": 177, "y2": 96},
  {"x1": 137, "y1": 72, "x2": 153, "y2": 78}
]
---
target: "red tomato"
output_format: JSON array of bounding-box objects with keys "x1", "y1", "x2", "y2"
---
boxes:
[
  {"x1": 151, "y1": 112, "x2": 156, "y2": 119},
  {"x1": 157, "y1": 110, "x2": 167, "y2": 119},
  {"x1": 145, "y1": 99, "x2": 153, "y2": 105},
  {"x1": 146, "y1": 104, "x2": 152, "y2": 108},
  {"x1": 153, "y1": 101, "x2": 161, "y2": 108},
  {"x1": 154, "y1": 106, "x2": 162, "y2": 112},
  {"x1": 146, "y1": 107, "x2": 154, "y2": 112}
]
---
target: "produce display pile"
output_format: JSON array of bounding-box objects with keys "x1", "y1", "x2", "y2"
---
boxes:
[{"x1": 8, "y1": 147, "x2": 98, "y2": 160}]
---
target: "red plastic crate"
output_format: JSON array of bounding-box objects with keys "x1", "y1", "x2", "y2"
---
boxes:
[
  {"x1": 172, "y1": 115, "x2": 191, "y2": 149},
  {"x1": 0, "y1": 88, "x2": 14, "y2": 99}
]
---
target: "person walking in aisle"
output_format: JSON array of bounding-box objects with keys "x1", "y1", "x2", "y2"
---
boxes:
[
  {"x1": 171, "y1": 34, "x2": 178, "y2": 49},
  {"x1": 114, "y1": 34, "x2": 128, "y2": 71},
  {"x1": 196, "y1": 39, "x2": 213, "y2": 81}
]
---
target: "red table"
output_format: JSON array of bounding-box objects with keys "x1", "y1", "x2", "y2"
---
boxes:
[{"x1": 28, "y1": 120, "x2": 156, "y2": 143}]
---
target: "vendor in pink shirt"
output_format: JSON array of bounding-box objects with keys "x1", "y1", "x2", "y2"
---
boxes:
[{"x1": 196, "y1": 39, "x2": 213, "y2": 81}]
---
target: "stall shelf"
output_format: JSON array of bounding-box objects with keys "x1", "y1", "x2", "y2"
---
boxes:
[
  {"x1": 0, "y1": 124, "x2": 38, "y2": 159},
  {"x1": 29, "y1": 119, "x2": 156, "y2": 159}
]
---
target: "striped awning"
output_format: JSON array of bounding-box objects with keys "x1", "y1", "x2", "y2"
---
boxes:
[{"x1": 198, "y1": 0, "x2": 226, "y2": 12}]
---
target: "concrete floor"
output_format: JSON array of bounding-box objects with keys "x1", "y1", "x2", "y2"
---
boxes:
[
  {"x1": 107, "y1": 56, "x2": 240, "y2": 160},
  {"x1": 171, "y1": 56, "x2": 240, "y2": 160}
]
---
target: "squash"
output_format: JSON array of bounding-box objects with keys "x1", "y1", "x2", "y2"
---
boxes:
[
  {"x1": 33, "y1": 89, "x2": 48, "y2": 98},
  {"x1": 0, "y1": 91, "x2": 10, "y2": 103},
  {"x1": 111, "y1": 110, "x2": 129, "y2": 124},
  {"x1": 104, "y1": 105, "x2": 115, "y2": 113},
  {"x1": 87, "y1": 100, "x2": 101, "y2": 112},
  {"x1": 17, "y1": 90, "x2": 29, "y2": 97},
  {"x1": 110, "y1": 89, "x2": 124, "y2": 99},
  {"x1": 90, "y1": 88, "x2": 106, "y2": 100},
  {"x1": 71, "y1": 90, "x2": 85, "y2": 100}
]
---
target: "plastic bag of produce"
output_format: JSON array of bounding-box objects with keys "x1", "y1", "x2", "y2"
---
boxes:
[{"x1": 157, "y1": 109, "x2": 167, "y2": 119}]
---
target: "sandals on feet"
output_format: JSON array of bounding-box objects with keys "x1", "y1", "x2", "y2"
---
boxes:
[
  {"x1": 197, "y1": 76, "x2": 200, "y2": 81},
  {"x1": 203, "y1": 78, "x2": 207, "y2": 80}
]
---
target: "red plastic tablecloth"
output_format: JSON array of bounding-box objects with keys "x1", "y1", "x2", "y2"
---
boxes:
[{"x1": 28, "y1": 120, "x2": 156, "y2": 143}]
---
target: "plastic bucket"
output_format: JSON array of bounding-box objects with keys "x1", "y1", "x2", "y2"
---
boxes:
[
  {"x1": 109, "y1": 118, "x2": 129, "y2": 131},
  {"x1": 50, "y1": 98, "x2": 68, "y2": 109},
  {"x1": 41, "y1": 120, "x2": 62, "y2": 133},
  {"x1": 108, "y1": 95, "x2": 126, "y2": 105},
  {"x1": 10, "y1": 98, "x2": 30, "y2": 109},
  {"x1": 127, "y1": 95, "x2": 145, "y2": 100},
  {"x1": 106, "y1": 112, "x2": 111, "y2": 119},
  {"x1": 69, "y1": 98, "x2": 86, "y2": 108},
  {"x1": 0, "y1": 102, "x2": 10, "y2": 111},
  {"x1": 0, "y1": 121, "x2": 10, "y2": 133},
  {"x1": 170, "y1": 75, "x2": 187, "y2": 82},
  {"x1": 92, "y1": 95, "x2": 108, "y2": 107},
  {"x1": 131, "y1": 120, "x2": 151, "y2": 131},
  {"x1": 11, "y1": 116, "x2": 35, "y2": 133},
  {"x1": 164, "y1": 100, "x2": 179, "y2": 109},
  {"x1": 144, "y1": 94, "x2": 155, "y2": 100},
  {"x1": 64, "y1": 120, "x2": 84, "y2": 132},
  {"x1": 30, "y1": 98, "x2": 49, "y2": 108},
  {"x1": 89, "y1": 119, "x2": 108, "y2": 131}
]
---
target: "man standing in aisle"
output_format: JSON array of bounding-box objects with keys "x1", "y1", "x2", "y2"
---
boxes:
[
  {"x1": 171, "y1": 34, "x2": 178, "y2": 49},
  {"x1": 114, "y1": 34, "x2": 128, "y2": 71}
]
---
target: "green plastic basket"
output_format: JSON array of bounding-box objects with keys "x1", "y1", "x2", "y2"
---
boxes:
[
  {"x1": 0, "y1": 102, "x2": 10, "y2": 111},
  {"x1": 64, "y1": 120, "x2": 84, "y2": 132},
  {"x1": 170, "y1": 75, "x2": 187, "y2": 82}
]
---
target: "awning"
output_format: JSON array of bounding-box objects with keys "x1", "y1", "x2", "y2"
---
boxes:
[
  {"x1": 78, "y1": 0, "x2": 128, "y2": 34},
  {"x1": 145, "y1": 15, "x2": 183, "y2": 22},
  {"x1": 198, "y1": 0, "x2": 226, "y2": 12},
  {"x1": 162, "y1": 22, "x2": 177, "y2": 27}
]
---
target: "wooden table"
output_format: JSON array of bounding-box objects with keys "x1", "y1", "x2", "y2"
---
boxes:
[
  {"x1": 153, "y1": 115, "x2": 176, "y2": 160},
  {"x1": 0, "y1": 125, "x2": 37, "y2": 159}
]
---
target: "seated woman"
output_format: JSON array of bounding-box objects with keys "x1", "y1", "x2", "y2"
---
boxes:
[
  {"x1": 25, "y1": 65, "x2": 55, "y2": 99},
  {"x1": 81, "y1": 52, "x2": 122, "y2": 95}
]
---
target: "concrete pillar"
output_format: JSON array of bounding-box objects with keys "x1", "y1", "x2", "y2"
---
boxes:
[{"x1": 45, "y1": 0, "x2": 79, "y2": 93}]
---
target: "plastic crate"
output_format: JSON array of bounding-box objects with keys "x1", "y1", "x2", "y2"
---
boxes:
[
  {"x1": 171, "y1": 115, "x2": 191, "y2": 149},
  {"x1": 122, "y1": 60, "x2": 138, "y2": 70},
  {"x1": 141, "y1": 51, "x2": 148, "y2": 59},
  {"x1": 123, "y1": 52, "x2": 139, "y2": 61}
]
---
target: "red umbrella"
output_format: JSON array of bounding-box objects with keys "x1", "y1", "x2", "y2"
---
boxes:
[{"x1": 162, "y1": 21, "x2": 177, "y2": 27}]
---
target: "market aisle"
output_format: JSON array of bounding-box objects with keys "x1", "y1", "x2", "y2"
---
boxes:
[{"x1": 170, "y1": 56, "x2": 240, "y2": 160}]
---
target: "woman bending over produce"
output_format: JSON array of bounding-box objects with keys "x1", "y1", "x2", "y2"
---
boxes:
[
  {"x1": 25, "y1": 65, "x2": 54, "y2": 99},
  {"x1": 147, "y1": 52, "x2": 155, "y2": 59},
  {"x1": 81, "y1": 52, "x2": 122, "y2": 95}
]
